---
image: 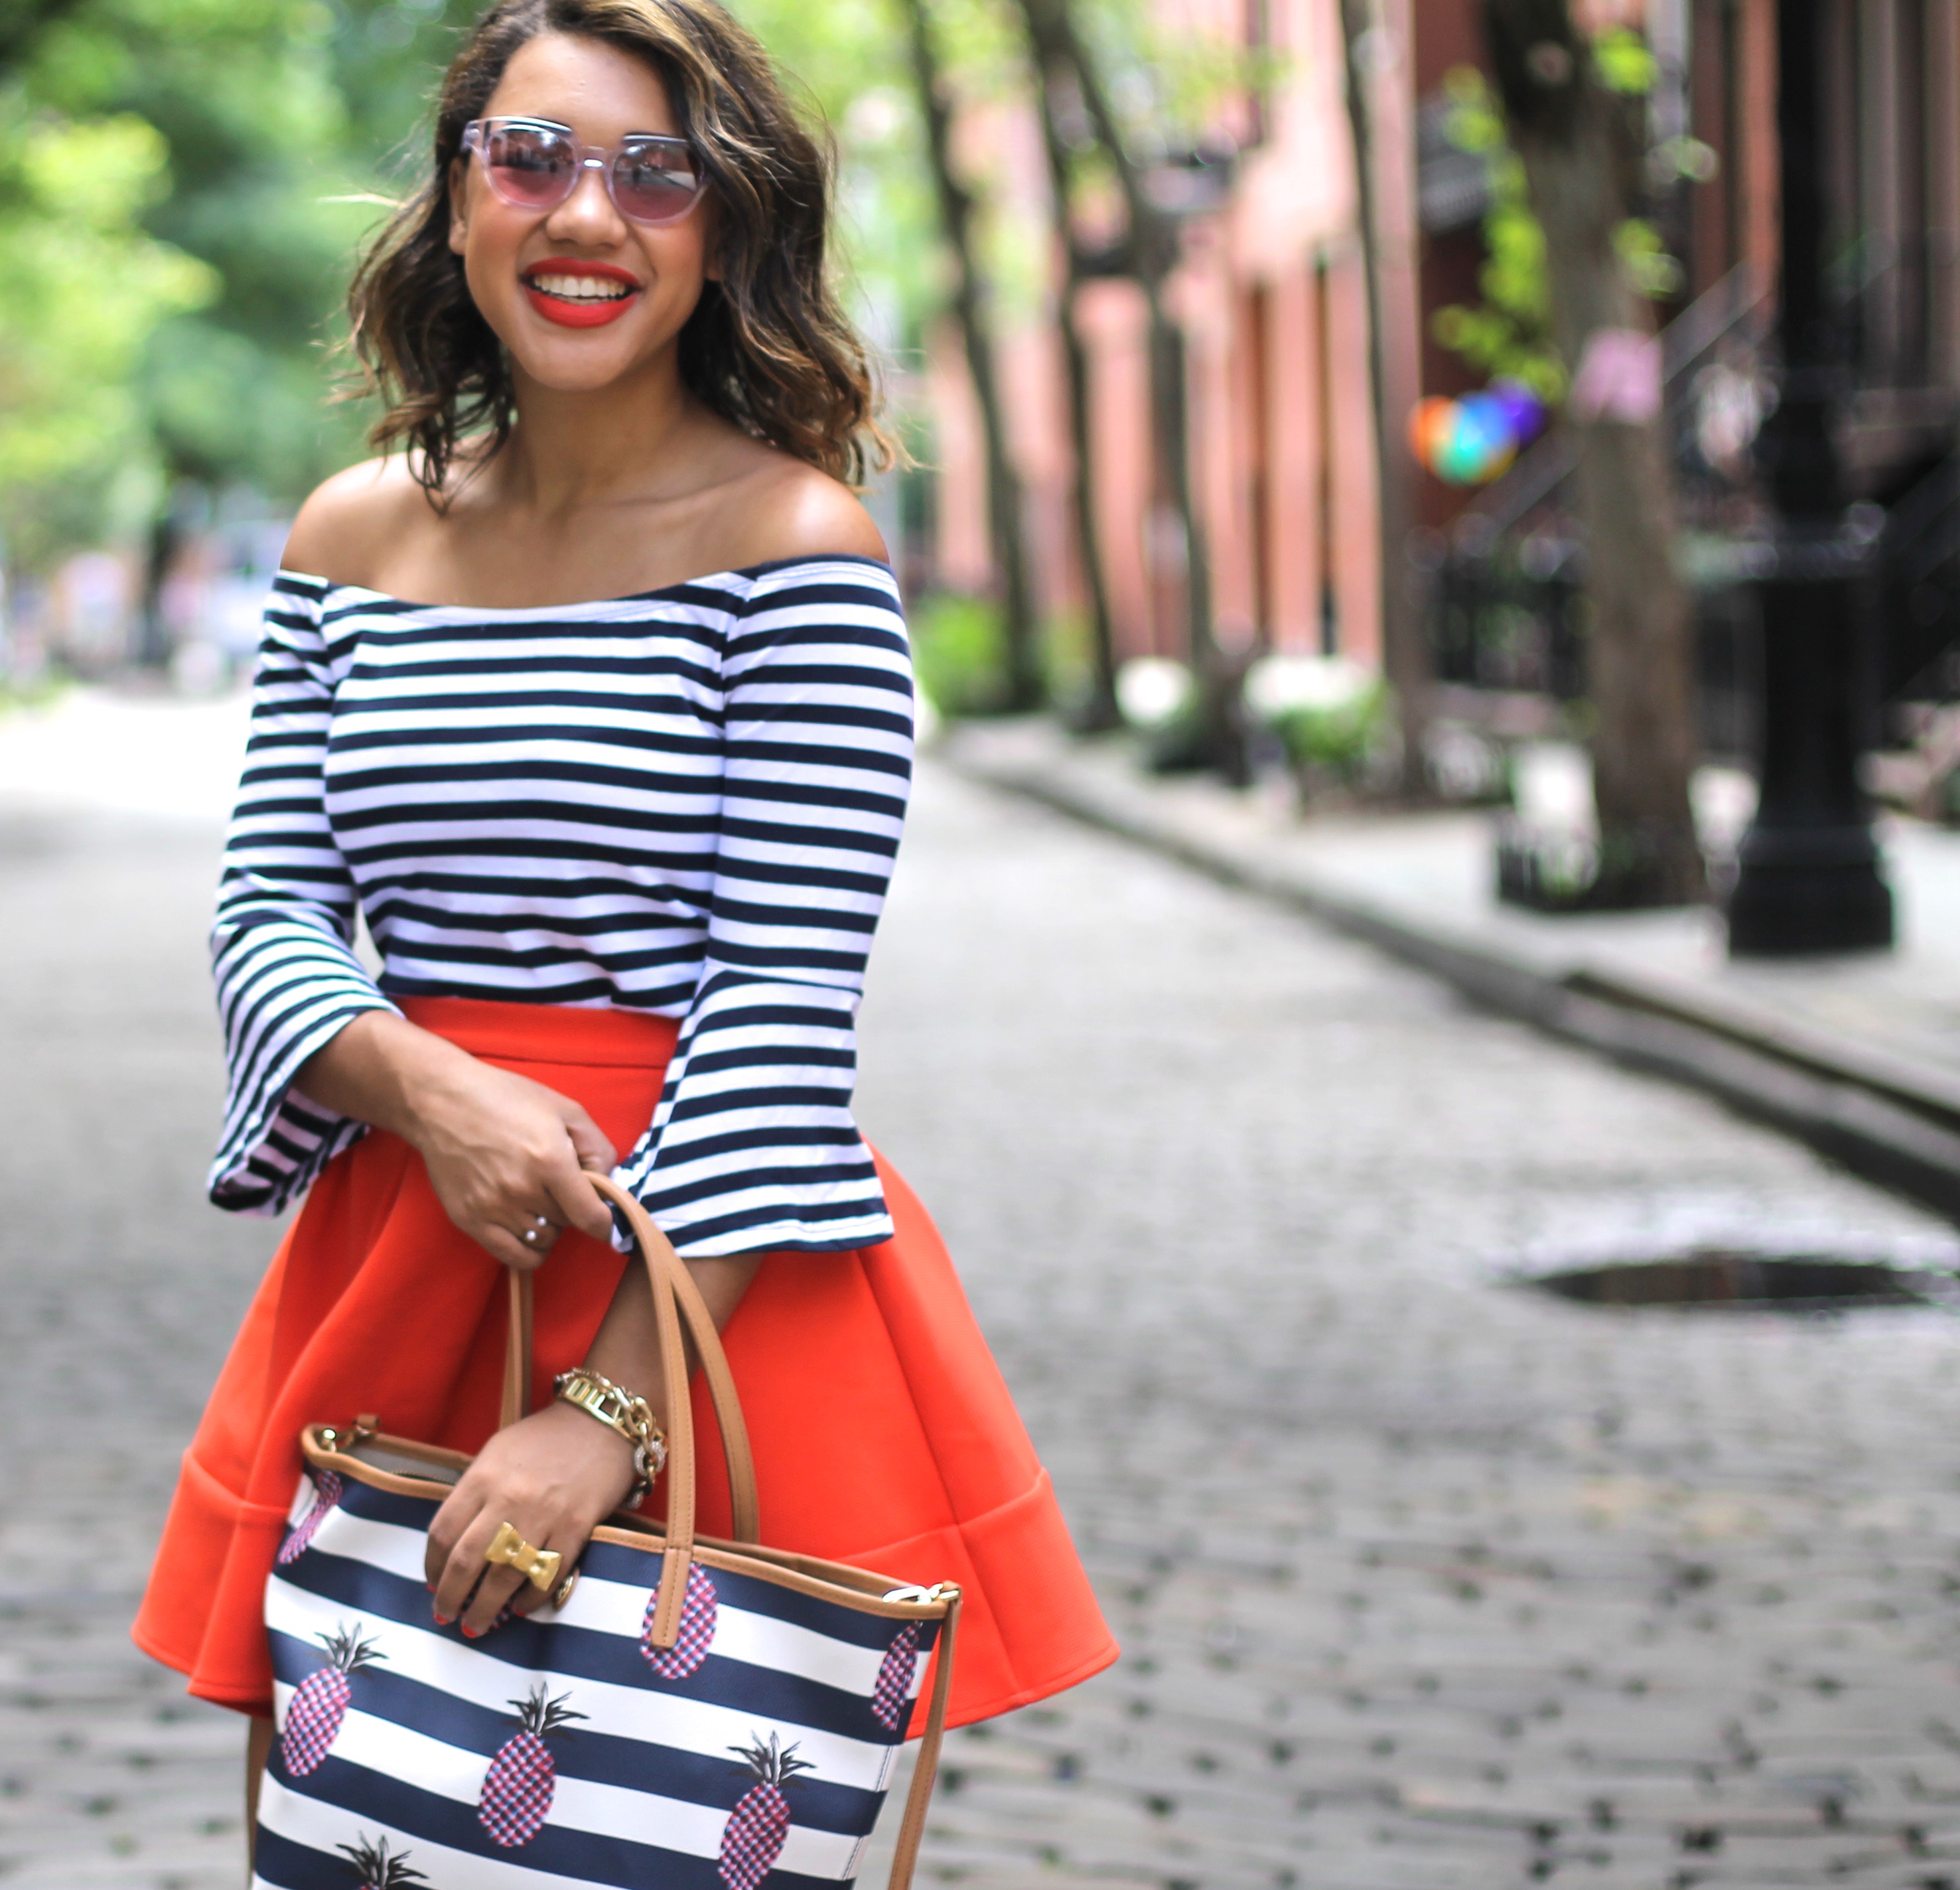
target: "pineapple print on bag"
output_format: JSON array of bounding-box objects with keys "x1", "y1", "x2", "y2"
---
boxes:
[
  {"x1": 277, "y1": 1470, "x2": 344, "y2": 1565},
  {"x1": 477, "y1": 1683, "x2": 587, "y2": 1848},
  {"x1": 869, "y1": 1623, "x2": 920, "y2": 1731},
  {"x1": 281, "y1": 1623, "x2": 383, "y2": 1777},
  {"x1": 335, "y1": 1832, "x2": 427, "y2": 1887},
  {"x1": 719, "y1": 1732, "x2": 815, "y2": 1890},
  {"x1": 641, "y1": 1560, "x2": 717, "y2": 1678}
]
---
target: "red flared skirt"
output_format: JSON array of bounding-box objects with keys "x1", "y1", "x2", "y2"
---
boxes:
[{"x1": 133, "y1": 996, "x2": 1116, "y2": 1729}]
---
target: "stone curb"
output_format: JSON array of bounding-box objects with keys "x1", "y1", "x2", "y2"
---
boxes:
[{"x1": 944, "y1": 726, "x2": 1960, "y2": 1225}]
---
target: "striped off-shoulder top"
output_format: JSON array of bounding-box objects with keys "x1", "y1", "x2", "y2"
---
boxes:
[{"x1": 208, "y1": 554, "x2": 914, "y2": 1258}]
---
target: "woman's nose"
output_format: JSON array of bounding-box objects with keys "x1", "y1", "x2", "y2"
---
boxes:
[{"x1": 549, "y1": 159, "x2": 624, "y2": 238}]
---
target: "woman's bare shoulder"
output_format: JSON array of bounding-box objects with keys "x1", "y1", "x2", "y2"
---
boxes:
[
  {"x1": 718, "y1": 451, "x2": 888, "y2": 573},
  {"x1": 282, "y1": 456, "x2": 435, "y2": 586}
]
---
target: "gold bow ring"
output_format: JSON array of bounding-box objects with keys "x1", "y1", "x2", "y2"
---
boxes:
[{"x1": 484, "y1": 1520, "x2": 563, "y2": 1591}]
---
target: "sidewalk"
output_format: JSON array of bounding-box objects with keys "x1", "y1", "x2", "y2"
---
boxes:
[
  {"x1": 0, "y1": 682, "x2": 251, "y2": 820},
  {"x1": 945, "y1": 718, "x2": 1960, "y2": 1222}
]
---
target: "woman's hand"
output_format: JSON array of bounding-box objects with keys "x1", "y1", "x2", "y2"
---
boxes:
[
  {"x1": 408, "y1": 1054, "x2": 618, "y2": 1271},
  {"x1": 425, "y1": 1250, "x2": 767, "y2": 1633},
  {"x1": 295, "y1": 1011, "x2": 617, "y2": 1270},
  {"x1": 426, "y1": 1402, "x2": 637, "y2": 1632}
]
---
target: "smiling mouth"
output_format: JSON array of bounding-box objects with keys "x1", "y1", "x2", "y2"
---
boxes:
[{"x1": 523, "y1": 271, "x2": 638, "y2": 304}]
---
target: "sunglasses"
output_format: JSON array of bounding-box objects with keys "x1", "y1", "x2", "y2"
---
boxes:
[{"x1": 462, "y1": 116, "x2": 704, "y2": 226}]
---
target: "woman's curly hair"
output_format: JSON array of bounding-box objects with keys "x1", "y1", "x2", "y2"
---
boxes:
[{"x1": 346, "y1": 0, "x2": 894, "y2": 495}]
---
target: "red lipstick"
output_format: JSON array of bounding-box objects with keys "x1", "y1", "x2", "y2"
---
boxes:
[{"x1": 521, "y1": 257, "x2": 642, "y2": 328}]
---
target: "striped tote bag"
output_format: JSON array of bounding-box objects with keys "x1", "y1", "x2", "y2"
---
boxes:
[{"x1": 255, "y1": 1176, "x2": 961, "y2": 1890}]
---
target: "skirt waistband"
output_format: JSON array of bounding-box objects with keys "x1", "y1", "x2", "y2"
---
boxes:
[{"x1": 397, "y1": 995, "x2": 681, "y2": 1068}]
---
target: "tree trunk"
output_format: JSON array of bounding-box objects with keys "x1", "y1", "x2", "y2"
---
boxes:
[
  {"x1": 1007, "y1": 21, "x2": 1120, "y2": 731},
  {"x1": 1054, "y1": 291, "x2": 1121, "y2": 729},
  {"x1": 1013, "y1": 28, "x2": 1121, "y2": 729},
  {"x1": 1340, "y1": 0, "x2": 1431, "y2": 800},
  {"x1": 1485, "y1": 0, "x2": 1705, "y2": 904},
  {"x1": 898, "y1": 0, "x2": 1044, "y2": 711},
  {"x1": 1017, "y1": 0, "x2": 1239, "y2": 773},
  {"x1": 1145, "y1": 296, "x2": 1226, "y2": 747}
]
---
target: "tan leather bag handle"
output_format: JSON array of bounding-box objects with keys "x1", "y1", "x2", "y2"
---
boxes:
[
  {"x1": 494, "y1": 1178, "x2": 760, "y2": 1556},
  {"x1": 885, "y1": 1589, "x2": 960, "y2": 1890},
  {"x1": 500, "y1": 1269, "x2": 534, "y2": 1432}
]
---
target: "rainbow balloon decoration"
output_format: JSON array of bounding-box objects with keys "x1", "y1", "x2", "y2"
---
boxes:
[{"x1": 1409, "y1": 381, "x2": 1547, "y2": 486}]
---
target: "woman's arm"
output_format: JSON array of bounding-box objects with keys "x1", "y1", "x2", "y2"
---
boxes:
[
  {"x1": 608, "y1": 555, "x2": 914, "y2": 1255},
  {"x1": 208, "y1": 573, "x2": 399, "y2": 1214}
]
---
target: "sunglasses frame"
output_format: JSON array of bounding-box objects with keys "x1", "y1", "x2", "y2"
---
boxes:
[{"x1": 461, "y1": 115, "x2": 705, "y2": 227}]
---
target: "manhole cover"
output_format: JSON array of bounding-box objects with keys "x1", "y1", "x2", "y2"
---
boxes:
[{"x1": 1524, "y1": 1248, "x2": 1946, "y2": 1315}]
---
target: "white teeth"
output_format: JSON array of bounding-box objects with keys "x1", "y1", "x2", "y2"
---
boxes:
[{"x1": 527, "y1": 273, "x2": 634, "y2": 301}]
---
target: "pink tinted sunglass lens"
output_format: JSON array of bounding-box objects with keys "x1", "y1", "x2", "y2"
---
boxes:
[
  {"x1": 483, "y1": 127, "x2": 577, "y2": 207},
  {"x1": 613, "y1": 155, "x2": 699, "y2": 223}
]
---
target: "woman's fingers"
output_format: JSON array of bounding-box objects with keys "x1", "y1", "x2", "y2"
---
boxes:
[
  {"x1": 424, "y1": 1410, "x2": 634, "y2": 1636},
  {"x1": 561, "y1": 1102, "x2": 617, "y2": 1177},
  {"x1": 460, "y1": 1552, "x2": 531, "y2": 1636},
  {"x1": 433, "y1": 1144, "x2": 598, "y2": 1262},
  {"x1": 440, "y1": 1514, "x2": 583, "y2": 1634},
  {"x1": 427, "y1": 1483, "x2": 494, "y2": 1620},
  {"x1": 436, "y1": 1504, "x2": 520, "y2": 1631},
  {"x1": 508, "y1": 1567, "x2": 558, "y2": 1618},
  {"x1": 511, "y1": 1210, "x2": 562, "y2": 1258},
  {"x1": 543, "y1": 1150, "x2": 616, "y2": 1245},
  {"x1": 430, "y1": 1490, "x2": 555, "y2": 1633},
  {"x1": 477, "y1": 1219, "x2": 551, "y2": 1272},
  {"x1": 411, "y1": 1065, "x2": 618, "y2": 1262},
  {"x1": 425, "y1": 1484, "x2": 471, "y2": 1589}
]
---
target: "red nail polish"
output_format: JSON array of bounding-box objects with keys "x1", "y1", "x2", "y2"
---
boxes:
[
  {"x1": 433, "y1": 1611, "x2": 452, "y2": 1627},
  {"x1": 461, "y1": 1624, "x2": 480, "y2": 1640}
]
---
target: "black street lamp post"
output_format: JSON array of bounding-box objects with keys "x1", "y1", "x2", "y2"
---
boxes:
[{"x1": 1726, "y1": 0, "x2": 1894, "y2": 956}]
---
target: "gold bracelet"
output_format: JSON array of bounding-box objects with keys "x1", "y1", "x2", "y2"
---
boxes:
[{"x1": 553, "y1": 1367, "x2": 668, "y2": 1503}]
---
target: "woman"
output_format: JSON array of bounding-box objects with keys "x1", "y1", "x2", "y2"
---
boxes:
[{"x1": 133, "y1": 0, "x2": 1115, "y2": 1841}]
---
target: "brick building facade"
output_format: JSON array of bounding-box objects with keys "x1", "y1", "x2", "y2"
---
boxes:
[{"x1": 920, "y1": 0, "x2": 1960, "y2": 690}]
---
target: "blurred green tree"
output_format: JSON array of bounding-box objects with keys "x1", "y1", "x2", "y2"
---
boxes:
[
  {"x1": 1, "y1": 0, "x2": 473, "y2": 572},
  {"x1": 0, "y1": 111, "x2": 215, "y2": 566}
]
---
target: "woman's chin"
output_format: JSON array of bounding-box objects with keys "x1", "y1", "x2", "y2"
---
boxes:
[{"x1": 506, "y1": 338, "x2": 662, "y2": 397}]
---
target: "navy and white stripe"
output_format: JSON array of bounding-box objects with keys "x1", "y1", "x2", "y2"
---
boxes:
[
  {"x1": 257, "y1": 1470, "x2": 939, "y2": 1887},
  {"x1": 209, "y1": 557, "x2": 913, "y2": 1258}
]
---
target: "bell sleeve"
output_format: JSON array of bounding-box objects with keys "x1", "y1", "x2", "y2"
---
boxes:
[
  {"x1": 206, "y1": 572, "x2": 399, "y2": 1214},
  {"x1": 610, "y1": 557, "x2": 914, "y2": 1257}
]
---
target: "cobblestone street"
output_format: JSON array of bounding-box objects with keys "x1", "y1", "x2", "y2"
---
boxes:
[{"x1": 9, "y1": 733, "x2": 1960, "y2": 1888}]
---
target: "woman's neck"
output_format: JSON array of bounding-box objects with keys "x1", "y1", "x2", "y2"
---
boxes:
[{"x1": 497, "y1": 356, "x2": 705, "y2": 515}]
